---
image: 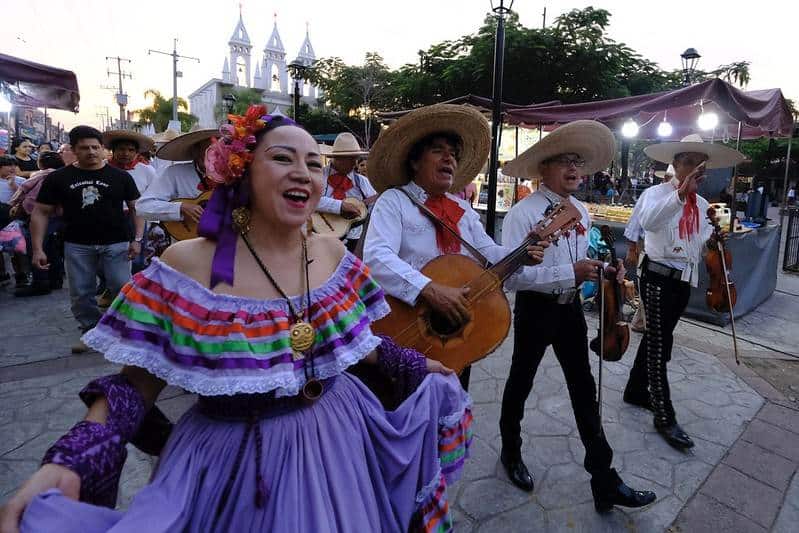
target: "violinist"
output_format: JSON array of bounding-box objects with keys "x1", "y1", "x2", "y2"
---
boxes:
[
  {"x1": 499, "y1": 121, "x2": 656, "y2": 513},
  {"x1": 623, "y1": 134, "x2": 744, "y2": 450}
]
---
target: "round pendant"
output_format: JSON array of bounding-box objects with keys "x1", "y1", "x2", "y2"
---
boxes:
[
  {"x1": 289, "y1": 321, "x2": 315, "y2": 353},
  {"x1": 302, "y1": 378, "x2": 324, "y2": 402}
]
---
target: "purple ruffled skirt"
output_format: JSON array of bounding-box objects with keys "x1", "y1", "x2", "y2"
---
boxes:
[{"x1": 21, "y1": 373, "x2": 472, "y2": 533}]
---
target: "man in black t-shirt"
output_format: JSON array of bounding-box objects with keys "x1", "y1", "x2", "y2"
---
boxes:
[{"x1": 32, "y1": 126, "x2": 144, "y2": 353}]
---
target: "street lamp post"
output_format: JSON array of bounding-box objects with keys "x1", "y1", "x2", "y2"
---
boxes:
[
  {"x1": 288, "y1": 61, "x2": 309, "y2": 121},
  {"x1": 222, "y1": 93, "x2": 237, "y2": 124},
  {"x1": 680, "y1": 48, "x2": 701, "y2": 86},
  {"x1": 486, "y1": 0, "x2": 515, "y2": 239}
]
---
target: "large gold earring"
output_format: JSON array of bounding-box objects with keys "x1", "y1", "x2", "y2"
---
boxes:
[{"x1": 232, "y1": 206, "x2": 251, "y2": 234}]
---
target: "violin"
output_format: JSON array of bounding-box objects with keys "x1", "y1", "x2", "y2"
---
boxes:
[
  {"x1": 589, "y1": 225, "x2": 630, "y2": 362},
  {"x1": 705, "y1": 207, "x2": 740, "y2": 364},
  {"x1": 705, "y1": 207, "x2": 737, "y2": 312}
]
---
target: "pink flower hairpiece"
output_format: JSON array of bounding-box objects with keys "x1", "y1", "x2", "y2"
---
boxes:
[{"x1": 204, "y1": 104, "x2": 296, "y2": 186}]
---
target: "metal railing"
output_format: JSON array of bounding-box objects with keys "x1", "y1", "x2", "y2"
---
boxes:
[{"x1": 783, "y1": 207, "x2": 799, "y2": 272}]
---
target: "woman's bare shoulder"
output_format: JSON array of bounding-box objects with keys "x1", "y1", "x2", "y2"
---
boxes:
[{"x1": 159, "y1": 238, "x2": 215, "y2": 284}]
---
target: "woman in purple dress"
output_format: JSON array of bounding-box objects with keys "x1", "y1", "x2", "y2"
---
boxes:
[{"x1": 0, "y1": 107, "x2": 472, "y2": 533}]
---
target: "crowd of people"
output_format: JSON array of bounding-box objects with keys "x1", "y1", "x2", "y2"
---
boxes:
[{"x1": 0, "y1": 101, "x2": 748, "y2": 532}]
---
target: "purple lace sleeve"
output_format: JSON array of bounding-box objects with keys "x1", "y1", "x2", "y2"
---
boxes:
[
  {"x1": 375, "y1": 335, "x2": 428, "y2": 400},
  {"x1": 41, "y1": 374, "x2": 147, "y2": 507},
  {"x1": 41, "y1": 421, "x2": 128, "y2": 507}
]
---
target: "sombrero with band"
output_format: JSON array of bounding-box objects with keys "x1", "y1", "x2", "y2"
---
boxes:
[
  {"x1": 156, "y1": 128, "x2": 219, "y2": 161},
  {"x1": 644, "y1": 134, "x2": 745, "y2": 169},
  {"x1": 151, "y1": 128, "x2": 180, "y2": 145},
  {"x1": 102, "y1": 130, "x2": 154, "y2": 153},
  {"x1": 368, "y1": 103, "x2": 491, "y2": 193},
  {"x1": 324, "y1": 132, "x2": 368, "y2": 157},
  {"x1": 503, "y1": 120, "x2": 616, "y2": 179}
]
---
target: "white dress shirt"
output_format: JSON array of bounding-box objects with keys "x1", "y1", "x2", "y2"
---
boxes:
[
  {"x1": 128, "y1": 163, "x2": 157, "y2": 195},
  {"x1": 364, "y1": 180, "x2": 514, "y2": 305},
  {"x1": 624, "y1": 200, "x2": 646, "y2": 243},
  {"x1": 136, "y1": 162, "x2": 203, "y2": 222},
  {"x1": 502, "y1": 184, "x2": 589, "y2": 294},
  {"x1": 636, "y1": 178, "x2": 712, "y2": 287},
  {"x1": 317, "y1": 166, "x2": 377, "y2": 240}
]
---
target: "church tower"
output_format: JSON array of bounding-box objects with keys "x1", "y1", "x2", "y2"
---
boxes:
[
  {"x1": 293, "y1": 24, "x2": 317, "y2": 99},
  {"x1": 228, "y1": 11, "x2": 252, "y2": 87},
  {"x1": 262, "y1": 15, "x2": 288, "y2": 94}
]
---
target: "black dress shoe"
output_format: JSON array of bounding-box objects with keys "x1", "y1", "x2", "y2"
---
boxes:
[
  {"x1": 623, "y1": 391, "x2": 653, "y2": 411},
  {"x1": 14, "y1": 284, "x2": 51, "y2": 297},
  {"x1": 657, "y1": 423, "x2": 695, "y2": 449},
  {"x1": 500, "y1": 449, "x2": 535, "y2": 492},
  {"x1": 591, "y1": 470, "x2": 656, "y2": 513}
]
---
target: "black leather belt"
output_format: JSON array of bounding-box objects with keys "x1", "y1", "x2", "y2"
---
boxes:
[
  {"x1": 643, "y1": 257, "x2": 684, "y2": 281},
  {"x1": 520, "y1": 288, "x2": 579, "y2": 305}
]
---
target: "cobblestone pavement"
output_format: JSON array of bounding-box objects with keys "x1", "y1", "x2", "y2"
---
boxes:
[{"x1": 1, "y1": 279, "x2": 798, "y2": 531}]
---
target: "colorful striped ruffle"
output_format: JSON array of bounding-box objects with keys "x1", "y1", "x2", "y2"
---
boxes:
[
  {"x1": 412, "y1": 403, "x2": 473, "y2": 532},
  {"x1": 83, "y1": 253, "x2": 390, "y2": 397}
]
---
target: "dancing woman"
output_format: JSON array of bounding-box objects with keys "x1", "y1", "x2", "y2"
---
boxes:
[{"x1": 0, "y1": 106, "x2": 472, "y2": 533}]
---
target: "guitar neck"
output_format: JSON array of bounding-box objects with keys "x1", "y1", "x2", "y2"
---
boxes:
[{"x1": 489, "y1": 233, "x2": 542, "y2": 283}]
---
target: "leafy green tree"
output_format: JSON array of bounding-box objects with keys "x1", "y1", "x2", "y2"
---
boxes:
[
  {"x1": 214, "y1": 87, "x2": 265, "y2": 123},
  {"x1": 134, "y1": 90, "x2": 197, "y2": 132}
]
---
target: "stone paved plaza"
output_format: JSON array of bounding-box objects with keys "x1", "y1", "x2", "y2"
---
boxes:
[{"x1": 1, "y1": 275, "x2": 798, "y2": 531}]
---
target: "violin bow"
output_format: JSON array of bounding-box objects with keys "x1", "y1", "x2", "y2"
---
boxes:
[
  {"x1": 715, "y1": 237, "x2": 741, "y2": 365},
  {"x1": 596, "y1": 265, "x2": 605, "y2": 430}
]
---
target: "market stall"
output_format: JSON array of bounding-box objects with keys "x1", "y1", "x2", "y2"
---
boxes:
[{"x1": 503, "y1": 79, "x2": 794, "y2": 324}]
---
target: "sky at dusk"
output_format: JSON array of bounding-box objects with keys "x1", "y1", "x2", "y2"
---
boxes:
[{"x1": 5, "y1": 0, "x2": 796, "y2": 131}]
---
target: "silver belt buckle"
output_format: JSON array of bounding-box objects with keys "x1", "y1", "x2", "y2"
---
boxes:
[{"x1": 555, "y1": 289, "x2": 576, "y2": 304}]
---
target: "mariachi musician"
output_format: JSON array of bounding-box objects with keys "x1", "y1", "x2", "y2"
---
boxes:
[
  {"x1": 317, "y1": 132, "x2": 378, "y2": 251},
  {"x1": 136, "y1": 128, "x2": 218, "y2": 227},
  {"x1": 498, "y1": 121, "x2": 656, "y2": 513},
  {"x1": 623, "y1": 134, "x2": 744, "y2": 450},
  {"x1": 362, "y1": 104, "x2": 548, "y2": 390}
]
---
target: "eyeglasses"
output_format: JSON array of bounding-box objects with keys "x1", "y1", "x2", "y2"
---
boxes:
[{"x1": 549, "y1": 156, "x2": 586, "y2": 168}]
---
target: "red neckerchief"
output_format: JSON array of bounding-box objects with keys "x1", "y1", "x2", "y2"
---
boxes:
[
  {"x1": 108, "y1": 158, "x2": 137, "y2": 171},
  {"x1": 327, "y1": 173, "x2": 353, "y2": 200},
  {"x1": 424, "y1": 194, "x2": 465, "y2": 254},
  {"x1": 679, "y1": 191, "x2": 700, "y2": 240}
]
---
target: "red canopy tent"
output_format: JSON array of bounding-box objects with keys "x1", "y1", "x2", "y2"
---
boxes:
[
  {"x1": 377, "y1": 94, "x2": 560, "y2": 120},
  {"x1": 0, "y1": 53, "x2": 80, "y2": 112},
  {"x1": 505, "y1": 79, "x2": 793, "y2": 141}
]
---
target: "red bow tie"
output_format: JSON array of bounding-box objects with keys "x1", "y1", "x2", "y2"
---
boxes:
[
  {"x1": 424, "y1": 195, "x2": 465, "y2": 254},
  {"x1": 327, "y1": 173, "x2": 353, "y2": 200}
]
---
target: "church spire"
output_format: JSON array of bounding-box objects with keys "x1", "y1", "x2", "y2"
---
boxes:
[
  {"x1": 229, "y1": 6, "x2": 251, "y2": 46},
  {"x1": 295, "y1": 21, "x2": 316, "y2": 65},
  {"x1": 265, "y1": 13, "x2": 285, "y2": 53}
]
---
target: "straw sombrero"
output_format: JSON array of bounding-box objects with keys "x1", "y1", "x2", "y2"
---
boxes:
[
  {"x1": 368, "y1": 104, "x2": 490, "y2": 193},
  {"x1": 503, "y1": 120, "x2": 616, "y2": 179},
  {"x1": 644, "y1": 134, "x2": 745, "y2": 169},
  {"x1": 326, "y1": 132, "x2": 368, "y2": 157},
  {"x1": 152, "y1": 128, "x2": 180, "y2": 144},
  {"x1": 156, "y1": 128, "x2": 218, "y2": 161},
  {"x1": 102, "y1": 130, "x2": 154, "y2": 153}
]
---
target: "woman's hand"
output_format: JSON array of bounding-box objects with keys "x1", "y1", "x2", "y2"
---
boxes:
[
  {"x1": 425, "y1": 358, "x2": 454, "y2": 375},
  {"x1": 0, "y1": 464, "x2": 80, "y2": 533}
]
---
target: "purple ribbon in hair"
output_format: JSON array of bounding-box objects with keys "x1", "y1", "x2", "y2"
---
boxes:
[
  {"x1": 197, "y1": 113, "x2": 298, "y2": 288},
  {"x1": 198, "y1": 181, "x2": 250, "y2": 288}
]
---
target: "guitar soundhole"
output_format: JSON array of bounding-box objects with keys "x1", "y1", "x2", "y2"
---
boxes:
[{"x1": 426, "y1": 310, "x2": 463, "y2": 338}]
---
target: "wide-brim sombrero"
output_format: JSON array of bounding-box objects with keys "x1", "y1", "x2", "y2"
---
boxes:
[
  {"x1": 156, "y1": 129, "x2": 218, "y2": 161},
  {"x1": 644, "y1": 134, "x2": 745, "y2": 169},
  {"x1": 503, "y1": 120, "x2": 616, "y2": 179},
  {"x1": 102, "y1": 130, "x2": 154, "y2": 153},
  {"x1": 368, "y1": 104, "x2": 491, "y2": 193}
]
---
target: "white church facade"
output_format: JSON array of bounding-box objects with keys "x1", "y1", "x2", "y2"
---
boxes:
[{"x1": 189, "y1": 14, "x2": 320, "y2": 129}]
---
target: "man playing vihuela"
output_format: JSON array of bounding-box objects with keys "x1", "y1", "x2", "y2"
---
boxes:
[
  {"x1": 498, "y1": 120, "x2": 656, "y2": 512},
  {"x1": 316, "y1": 132, "x2": 377, "y2": 251},
  {"x1": 136, "y1": 128, "x2": 218, "y2": 228},
  {"x1": 363, "y1": 104, "x2": 548, "y2": 390}
]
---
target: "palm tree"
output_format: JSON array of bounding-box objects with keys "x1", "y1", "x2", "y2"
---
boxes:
[{"x1": 135, "y1": 89, "x2": 198, "y2": 132}]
